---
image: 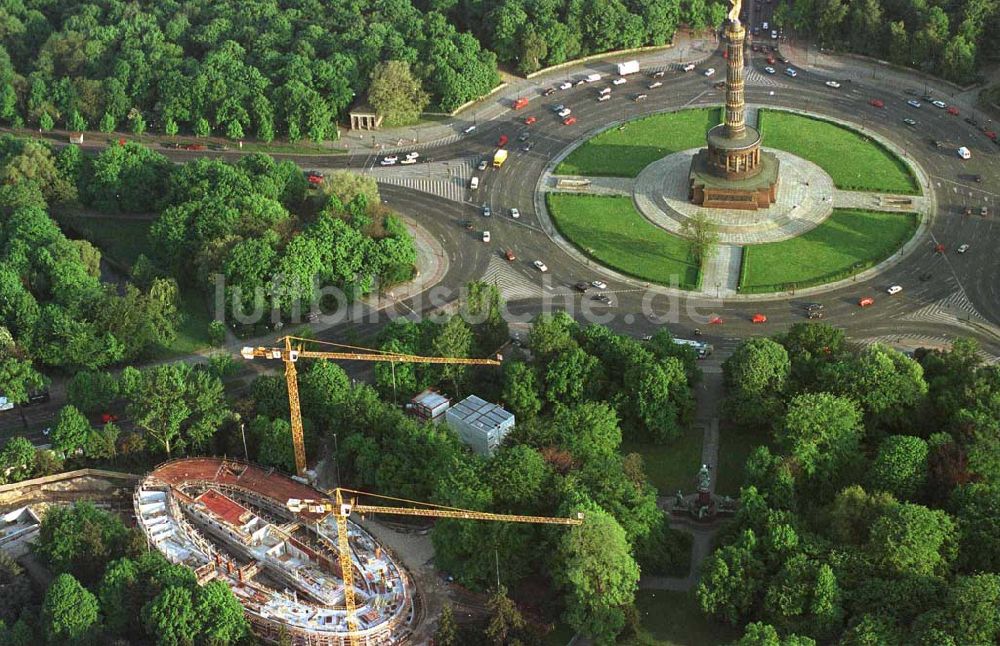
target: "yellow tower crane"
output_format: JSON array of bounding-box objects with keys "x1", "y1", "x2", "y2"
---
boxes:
[
  {"x1": 241, "y1": 336, "x2": 503, "y2": 477},
  {"x1": 287, "y1": 489, "x2": 584, "y2": 646}
]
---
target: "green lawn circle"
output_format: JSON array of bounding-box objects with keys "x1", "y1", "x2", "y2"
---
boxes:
[{"x1": 547, "y1": 107, "x2": 923, "y2": 293}]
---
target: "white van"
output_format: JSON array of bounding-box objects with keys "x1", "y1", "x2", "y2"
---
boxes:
[
  {"x1": 585, "y1": 73, "x2": 602, "y2": 83},
  {"x1": 599, "y1": 87, "x2": 611, "y2": 96},
  {"x1": 957, "y1": 146, "x2": 971, "y2": 160},
  {"x1": 470, "y1": 176, "x2": 480, "y2": 189}
]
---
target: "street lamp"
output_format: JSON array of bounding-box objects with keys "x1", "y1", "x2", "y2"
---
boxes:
[{"x1": 240, "y1": 423, "x2": 248, "y2": 461}]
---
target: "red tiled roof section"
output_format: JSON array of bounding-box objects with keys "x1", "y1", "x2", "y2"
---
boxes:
[
  {"x1": 151, "y1": 458, "x2": 325, "y2": 518},
  {"x1": 196, "y1": 489, "x2": 251, "y2": 527}
]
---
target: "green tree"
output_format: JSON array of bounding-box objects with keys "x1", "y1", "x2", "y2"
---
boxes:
[
  {"x1": 66, "y1": 370, "x2": 119, "y2": 414},
  {"x1": 779, "y1": 393, "x2": 863, "y2": 488},
  {"x1": 52, "y1": 404, "x2": 90, "y2": 455},
  {"x1": 697, "y1": 529, "x2": 763, "y2": 625},
  {"x1": 367, "y1": 60, "x2": 430, "y2": 127},
  {"x1": 557, "y1": 506, "x2": 639, "y2": 643},
  {"x1": 431, "y1": 315, "x2": 473, "y2": 390},
  {"x1": 725, "y1": 338, "x2": 791, "y2": 397},
  {"x1": 950, "y1": 483, "x2": 1000, "y2": 573},
  {"x1": 0, "y1": 552, "x2": 32, "y2": 624},
  {"x1": 253, "y1": 417, "x2": 296, "y2": 472},
  {"x1": 194, "y1": 117, "x2": 210, "y2": 138},
  {"x1": 553, "y1": 402, "x2": 622, "y2": 462},
  {"x1": 98, "y1": 557, "x2": 139, "y2": 637},
  {"x1": 870, "y1": 435, "x2": 929, "y2": 500},
  {"x1": 143, "y1": 585, "x2": 202, "y2": 646},
  {"x1": 528, "y1": 312, "x2": 577, "y2": 357},
  {"x1": 322, "y1": 170, "x2": 380, "y2": 205},
  {"x1": 226, "y1": 120, "x2": 244, "y2": 140},
  {"x1": 435, "y1": 603, "x2": 458, "y2": 646},
  {"x1": 41, "y1": 573, "x2": 99, "y2": 644},
  {"x1": 682, "y1": 211, "x2": 720, "y2": 265},
  {"x1": 130, "y1": 113, "x2": 147, "y2": 136},
  {"x1": 195, "y1": 580, "x2": 248, "y2": 644},
  {"x1": 485, "y1": 585, "x2": 527, "y2": 645},
  {"x1": 545, "y1": 346, "x2": 600, "y2": 404},
  {"x1": 0, "y1": 436, "x2": 35, "y2": 483},
  {"x1": 33, "y1": 501, "x2": 132, "y2": 584},
  {"x1": 0, "y1": 356, "x2": 47, "y2": 407},
  {"x1": 67, "y1": 110, "x2": 86, "y2": 132},
  {"x1": 868, "y1": 502, "x2": 956, "y2": 577},
  {"x1": 85, "y1": 422, "x2": 120, "y2": 461},
  {"x1": 98, "y1": 112, "x2": 116, "y2": 133},
  {"x1": 164, "y1": 117, "x2": 178, "y2": 137},
  {"x1": 501, "y1": 361, "x2": 542, "y2": 419},
  {"x1": 39, "y1": 112, "x2": 54, "y2": 131}
]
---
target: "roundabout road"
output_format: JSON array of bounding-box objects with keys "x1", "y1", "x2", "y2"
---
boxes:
[
  {"x1": 353, "y1": 47, "x2": 1000, "y2": 358},
  {"x1": 56, "y1": 38, "x2": 996, "y2": 358}
]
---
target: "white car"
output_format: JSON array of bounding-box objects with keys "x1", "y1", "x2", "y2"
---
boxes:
[
  {"x1": 704, "y1": 68, "x2": 715, "y2": 77},
  {"x1": 478, "y1": 159, "x2": 488, "y2": 171},
  {"x1": 383, "y1": 155, "x2": 398, "y2": 162},
  {"x1": 682, "y1": 63, "x2": 696, "y2": 72},
  {"x1": 597, "y1": 94, "x2": 611, "y2": 102},
  {"x1": 613, "y1": 77, "x2": 627, "y2": 85},
  {"x1": 533, "y1": 260, "x2": 548, "y2": 272},
  {"x1": 0, "y1": 397, "x2": 12, "y2": 412},
  {"x1": 559, "y1": 81, "x2": 572, "y2": 90},
  {"x1": 463, "y1": 125, "x2": 477, "y2": 134},
  {"x1": 405, "y1": 151, "x2": 419, "y2": 159},
  {"x1": 380, "y1": 158, "x2": 397, "y2": 166},
  {"x1": 785, "y1": 68, "x2": 798, "y2": 77},
  {"x1": 762, "y1": 21, "x2": 769, "y2": 30},
  {"x1": 907, "y1": 99, "x2": 922, "y2": 108},
  {"x1": 887, "y1": 285, "x2": 903, "y2": 295},
  {"x1": 510, "y1": 208, "x2": 520, "y2": 219},
  {"x1": 482, "y1": 230, "x2": 491, "y2": 243},
  {"x1": 557, "y1": 108, "x2": 572, "y2": 118},
  {"x1": 648, "y1": 81, "x2": 663, "y2": 89},
  {"x1": 957, "y1": 244, "x2": 969, "y2": 253},
  {"x1": 764, "y1": 66, "x2": 776, "y2": 74},
  {"x1": 932, "y1": 100, "x2": 947, "y2": 109},
  {"x1": 591, "y1": 280, "x2": 608, "y2": 289},
  {"x1": 771, "y1": 30, "x2": 778, "y2": 39},
  {"x1": 825, "y1": 81, "x2": 841, "y2": 88},
  {"x1": 902, "y1": 118, "x2": 917, "y2": 127},
  {"x1": 400, "y1": 158, "x2": 417, "y2": 164}
]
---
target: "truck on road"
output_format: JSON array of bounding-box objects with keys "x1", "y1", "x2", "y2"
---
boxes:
[
  {"x1": 617, "y1": 60, "x2": 640, "y2": 76},
  {"x1": 493, "y1": 149, "x2": 509, "y2": 168}
]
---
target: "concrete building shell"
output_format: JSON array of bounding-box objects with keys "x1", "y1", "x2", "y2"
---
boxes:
[{"x1": 133, "y1": 458, "x2": 415, "y2": 645}]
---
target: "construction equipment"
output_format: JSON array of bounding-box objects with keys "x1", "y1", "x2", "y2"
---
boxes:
[
  {"x1": 287, "y1": 488, "x2": 583, "y2": 645},
  {"x1": 241, "y1": 336, "x2": 502, "y2": 477}
]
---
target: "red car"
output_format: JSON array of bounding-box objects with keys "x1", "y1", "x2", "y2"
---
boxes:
[
  {"x1": 498, "y1": 134, "x2": 509, "y2": 147},
  {"x1": 751, "y1": 313, "x2": 767, "y2": 324},
  {"x1": 563, "y1": 116, "x2": 577, "y2": 126},
  {"x1": 709, "y1": 315, "x2": 724, "y2": 325},
  {"x1": 947, "y1": 106, "x2": 959, "y2": 116},
  {"x1": 504, "y1": 249, "x2": 516, "y2": 261},
  {"x1": 985, "y1": 130, "x2": 997, "y2": 141},
  {"x1": 766, "y1": 55, "x2": 775, "y2": 65},
  {"x1": 869, "y1": 98, "x2": 885, "y2": 108},
  {"x1": 858, "y1": 297, "x2": 875, "y2": 307},
  {"x1": 100, "y1": 412, "x2": 119, "y2": 424},
  {"x1": 524, "y1": 116, "x2": 537, "y2": 125}
]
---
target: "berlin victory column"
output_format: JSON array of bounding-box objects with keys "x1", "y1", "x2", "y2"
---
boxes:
[{"x1": 689, "y1": 0, "x2": 780, "y2": 210}]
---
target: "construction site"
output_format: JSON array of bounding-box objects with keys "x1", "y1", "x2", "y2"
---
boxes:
[{"x1": 134, "y1": 457, "x2": 416, "y2": 645}]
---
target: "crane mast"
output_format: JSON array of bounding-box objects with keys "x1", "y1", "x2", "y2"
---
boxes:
[
  {"x1": 241, "y1": 336, "x2": 502, "y2": 476},
  {"x1": 286, "y1": 489, "x2": 584, "y2": 646}
]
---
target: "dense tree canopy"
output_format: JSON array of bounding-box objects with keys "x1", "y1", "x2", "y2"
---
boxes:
[
  {"x1": 703, "y1": 332, "x2": 1000, "y2": 644},
  {"x1": 773, "y1": 0, "x2": 997, "y2": 82}
]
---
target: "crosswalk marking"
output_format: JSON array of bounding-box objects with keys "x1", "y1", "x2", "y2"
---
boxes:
[
  {"x1": 900, "y1": 291, "x2": 988, "y2": 326},
  {"x1": 480, "y1": 256, "x2": 547, "y2": 302},
  {"x1": 368, "y1": 157, "x2": 476, "y2": 203},
  {"x1": 744, "y1": 67, "x2": 788, "y2": 88}
]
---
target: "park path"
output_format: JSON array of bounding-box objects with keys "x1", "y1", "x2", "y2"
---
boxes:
[{"x1": 640, "y1": 355, "x2": 728, "y2": 593}]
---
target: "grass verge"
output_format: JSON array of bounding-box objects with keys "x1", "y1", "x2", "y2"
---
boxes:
[
  {"x1": 714, "y1": 421, "x2": 772, "y2": 497},
  {"x1": 546, "y1": 194, "x2": 700, "y2": 289},
  {"x1": 758, "y1": 110, "x2": 919, "y2": 194},
  {"x1": 621, "y1": 590, "x2": 740, "y2": 646},
  {"x1": 738, "y1": 209, "x2": 918, "y2": 293},
  {"x1": 623, "y1": 424, "x2": 704, "y2": 495},
  {"x1": 555, "y1": 108, "x2": 722, "y2": 177}
]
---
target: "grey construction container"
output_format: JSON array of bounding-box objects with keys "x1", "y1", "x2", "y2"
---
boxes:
[{"x1": 445, "y1": 395, "x2": 515, "y2": 456}]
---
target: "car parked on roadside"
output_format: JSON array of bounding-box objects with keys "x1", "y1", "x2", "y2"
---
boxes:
[
  {"x1": 957, "y1": 244, "x2": 969, "y2": 253},
  {"x1": 907, "y1": 99, "x2": 922, "y2": 108},
  {"x1": 751, "y1": 313, "x2": 767, "y2": 324},
  {"x1": 510, "y1": 208, "x2": 520, "y2": 219},
  {"x1": 764, "y1": 66, "x2": 775, "y2": 74},
  {"x1": 825, "y1": 80, "x2": 841, "y2": 88},
  {"x1": 533, "y1": 260, "x2": 548, "y2": 272},
  {"x1": 563, "y1": 116, "x2": 577, "y2": 125},
  {"x1": 887, "y1": 285, "x2": 903, "y2": 295},
  {"x1": 859, "y1": 297, "x2": 875, "y2": 307},
  {"x1": 703, "y1": 68, "x2": 715, "y2": 77}
]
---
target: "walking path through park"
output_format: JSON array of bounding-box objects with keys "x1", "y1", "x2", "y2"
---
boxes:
[{"x1": 640, "y1": 353, "x2": 728, "y2": 594}]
